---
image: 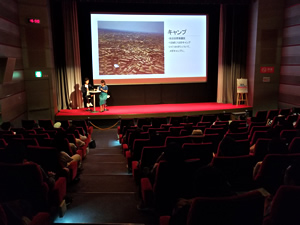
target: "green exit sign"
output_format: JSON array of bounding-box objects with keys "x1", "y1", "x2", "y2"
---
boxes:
[{"x1": 35, "y1": 71, "x2": 42, "y2": 78}]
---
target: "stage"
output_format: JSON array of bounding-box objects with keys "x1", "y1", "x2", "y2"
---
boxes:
[{"x1": 55, "y1": 102, "x2": 252, "y2": 120}]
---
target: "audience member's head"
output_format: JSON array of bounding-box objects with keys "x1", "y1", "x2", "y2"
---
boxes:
[
  {"x1": 228, "y1": 121, "x2": 240, "y2": 133},
  {"x1": 0, "y1": 122, "x2": 12, "y2": 131},
  {"x1": 53, "y1": 122, "x2": 62, "y2": 129},
  {"x1": 193, "y1": 165, "x2": 233, "y2": 197},
  {"x1": 284, "y1": 162, "x2": 300, "y2": 186},
  {"x1": 218, "y1": 136, "x2": 238, "y2": 156}
]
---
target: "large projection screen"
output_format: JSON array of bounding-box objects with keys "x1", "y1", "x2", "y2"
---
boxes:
[{"x1": 91, "y1": 13, "x2": 208, "y2": 85}]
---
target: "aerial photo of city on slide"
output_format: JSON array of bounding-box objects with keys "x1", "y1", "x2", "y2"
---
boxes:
[{"x1": 98, "y1": 21, "x2": 164, "y2": 75}]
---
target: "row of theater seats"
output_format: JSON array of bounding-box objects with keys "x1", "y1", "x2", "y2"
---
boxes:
[
  {"x1": 117, "y1": 108, "x2": 300, "y2": 224},
  {"x1": 0, "y1": 119, "x2": 93, "y2": 224}
]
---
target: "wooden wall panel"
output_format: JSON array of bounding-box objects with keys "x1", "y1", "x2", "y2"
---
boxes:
[
  {"x1": 279, "y1": 1, "x2": 300, "y2": 108},
  {"x1": 0, "y1": 18, "x2": 21, "y2": 47},
  {"x1": 0, "y1": 0, "x2": 26, "y2": 124},
  {"x1": 0, "y1": 0, "x2": 19, "y2": 24},
  {"x1": 0, "y1": 92, "x2": 27, "y2": 122}
]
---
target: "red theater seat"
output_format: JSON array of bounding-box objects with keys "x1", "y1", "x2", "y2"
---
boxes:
[
  {"x1": 159, "y1": 189, "x2": 264, "y2": 225},
  {"x1": 38, "y1": 119, "x2": 54, "y2": 130},
  {"x1": 263, "y1": 185, "x2": 300, "y2": 225}
]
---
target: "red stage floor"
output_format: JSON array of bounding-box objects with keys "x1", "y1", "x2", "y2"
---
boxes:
[{"x1": 55, "y1": 102, "x2": 252, "y2": 120}]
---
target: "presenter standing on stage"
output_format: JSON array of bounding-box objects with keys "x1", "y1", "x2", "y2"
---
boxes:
[
  {"x1": 98, "y1": 80, "x2": 108, "y2": 112},
  {"x1": 81, "y1": 77, "x2": 93, "y2": 108}
]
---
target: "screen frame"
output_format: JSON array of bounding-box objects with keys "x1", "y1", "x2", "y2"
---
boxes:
[{"x1": 90, "y1": 12, "x2": 209, "y2": 85}]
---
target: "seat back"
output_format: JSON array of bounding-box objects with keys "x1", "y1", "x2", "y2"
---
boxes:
[
  {"x1": 182, "y1": 143, "x2": 213, "y2": 164},
  {"x1": 250, "y1": 131, "x2": 268, "y2": 146},
  {"x1": 263, "y1": 185, "x2": 300, "y2": 225},
  {"x1": 266, "y1": 109, "x2": 279, "y2": 120},
  {"x1": 279, "y1": 108, "x2": 291, "y2": 116},
  {"x1": 204, "y1": 128, "x2": 226, "y2": 136},
  {"x1": 21, "y1": 120, "x2": 36, "y2": 130},
  {"x1": 132, "y1": 139, "x2": 151, "y2": 160},
  {"x1": 253, "y1": 110, "x2": 268, "y2": 122},
  {"x1": 289, "y1": 137, "x2": 300, "y2": 153},
  {"x1": 169, "y1": 126, "x2": 184, "y2": 136},
  {"x1": 0, "y1": 162, "x2": 49, "y2": 212},
  {"x1": 136, "y1": 118, "x2": 151, "y2": 128},
  {"x1": 3, "y1": 134, "x2": 23, "y2": 143},
  {"x1": 169, "y1": 116, "x2": 185, "y2": 126},
  {"x1": 0, "y1": 139, "x2": 7, "y2": 148},
  {"x1": 36, "y1": 130, "x2": 57, "y2": 138},
  {"x1": 186, "y1": 115, "x2": 202, "y2": 125},
  {"x1": 13, "y1": 138, "x2": 39, "y2": 148},
  {"x1": 280, "y1": 129, "x2": 300, "y2": 146},
  {"x1": 119, "y1": 118, "x2": 135, "y2": 134},
  {"x1": 201, "y1": 115, "x2": 217, "y2": 123},
  {"x1": 139, "y1": 146, "x2": 166, "y2": 169},
  {"x1": 153, "y1": 160, "x2": 202, "y2": 214},
  {"x1": 212, "y1": 155, "x2": 256, "y2": 191},
  {"x1": 38, "y1": 119, "x2": 54, "y2": 130},
  {"x1": 234, "y1": 139, "x2": 250, "y2": 156},
  {"x1": 165, "y1": 136, "x2": 190, "y2": 147},
  {"x1": 152, "y1": 117, "x2": 168, "y2": 128},
  {"x1": 196, "y1": 122, "x2": 213, "y2": 128},
  {"x1": 253, "y1": 138, "x2": 272, "y2": 161},
  {"x1": 248, "y1": 126, "x2": 270, "y2": 142},
  {"x1": 187, "y1": 191, "x2": 264, "y2": 225},
  {"x1": 225, "y1": 132, "x2": 249, "y2": 140},
  {"x1": 203, "y1": 133, "x2": 221, "y2": 153}
]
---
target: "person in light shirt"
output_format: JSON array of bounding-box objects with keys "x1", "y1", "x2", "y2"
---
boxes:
[{"x1": 81, "y1": 77, "x2": 94, "y2": 108}]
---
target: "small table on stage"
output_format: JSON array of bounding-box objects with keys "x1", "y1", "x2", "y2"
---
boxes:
[{"x1": 89, "y1": 90, "x2": 101, "y2": 113}]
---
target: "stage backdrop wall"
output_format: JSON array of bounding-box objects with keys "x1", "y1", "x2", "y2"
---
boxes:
[{"x1": 77, "y1": 3, "x2": 220, "y2": 106}]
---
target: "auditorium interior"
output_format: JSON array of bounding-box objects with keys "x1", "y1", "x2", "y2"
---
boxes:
[{"x1": 1, "y1": 0, "x2": 300, "y2": 224}]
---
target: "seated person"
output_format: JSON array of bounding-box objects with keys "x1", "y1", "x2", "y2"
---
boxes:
[
  {"x1": 253, "y1": 137, "x2": 288, "y2": 178},
  {"x1": 0, "y1": 121, "x2": 12, "y2": 131},
  {"x1": 263, "y1": 161, "x2": 300, "y2": 216},
  {"x1": 81, "y1": 77, "x2": 94, "y2": 108},
  {"x1": 66, "y1": 124, "x2": 87, "y2": 146},
  {"x1": 53, "y1": 131, "x2": 82, "y2": 169}
]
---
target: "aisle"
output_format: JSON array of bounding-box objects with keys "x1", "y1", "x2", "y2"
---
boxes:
[{"x1": 54, "y1": 128, "x2": 158, "y2": 224}]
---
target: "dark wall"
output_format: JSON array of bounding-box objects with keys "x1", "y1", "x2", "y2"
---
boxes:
[{"x1": 77, "y1": 3, "x2": 220, "y2": 105}]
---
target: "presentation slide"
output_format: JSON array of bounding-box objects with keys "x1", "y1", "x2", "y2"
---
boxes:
[{"x1": 91, "y1": 13, "x2": 207, "y2": 85}]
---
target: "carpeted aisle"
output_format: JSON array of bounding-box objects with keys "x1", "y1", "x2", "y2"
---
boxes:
[{"x1": 53, "y1": 128, "x2": 158, "y2": 225}]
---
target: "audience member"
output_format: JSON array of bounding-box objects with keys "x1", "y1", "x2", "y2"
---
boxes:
[
  {"x1": 228, "y1": 121, "x2": 240, "y2": 133},
  {"x1": 253, "y1": 136, "x2": 288, "y2": 178},
  {"x1": 53, "y1": 131, "x2": 82, "y2": 169},
  {"x1": 66, "y1": 124, "x2": 87, "y2": 146},
  {"x1": 1, "y1": 142, "x2": 56, "y2": 190},
  {"x1": 0, "y1": 122, "x2": 12, "y2": 131},
  {"x1": 264, "y1": 161, "x2": 300, "y2": 216}
]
